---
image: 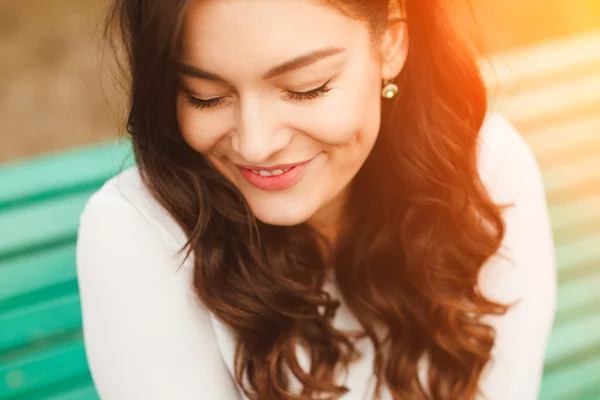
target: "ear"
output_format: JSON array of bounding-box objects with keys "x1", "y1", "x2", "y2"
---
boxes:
[{"x1": 380, "y1": 18, "x2": 409, "y2": 81}]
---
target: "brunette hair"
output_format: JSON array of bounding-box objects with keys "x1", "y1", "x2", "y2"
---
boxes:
[{"x1": 105, "y1": 0, "x2": 507, "y2": 398}]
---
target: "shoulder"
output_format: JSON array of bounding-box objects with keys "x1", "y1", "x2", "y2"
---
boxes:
[
  {"x1": 77, "y1": 166, "x2": 193, "y2": 292},
  {"x1": 477, "y1": 112, "x2": 526, "y2": 156},
  {"x1": 80, "y1": 166, "x2": 189, "y2": 251},
  {"x1": 476, "y1": 113, "x2": 536, "y2": 183},
  {"x1": 76, "y1": 168, "x2": 241, "y2": 399},
  {"x1": 474, "y1": 117, "x2": 557, "y2": 400},
  {"x1": 475, "y1": 114, "x2": 556, "y2": 303},
  {"x1": 476, "y1": 113, "x2": 544, "y2": 205}
]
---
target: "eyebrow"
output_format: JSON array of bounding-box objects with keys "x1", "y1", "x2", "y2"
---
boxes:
[{"x1": 178, "y1": 47, "x2": 345, "y2": 82}]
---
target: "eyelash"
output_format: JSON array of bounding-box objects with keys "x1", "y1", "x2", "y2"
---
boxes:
[
  {"x1": 286, "y1": 80, "x2": 333, "y2": 101},
  {"x1": 186, "y1": 80, "x2": 333, "y2": 110},
  {"x1": 186, "y1": 94, "x2": 226, "y2": 110}
]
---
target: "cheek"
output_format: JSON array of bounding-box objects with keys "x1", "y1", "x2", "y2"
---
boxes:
[
  {"x1": 297, "y1": 76, "x2": 382, "y2": 147},
  {"x1": 176, "y1": 96, "x2": 231, "y2": 153}
]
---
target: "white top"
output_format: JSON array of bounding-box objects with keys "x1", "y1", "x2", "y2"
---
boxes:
[{"x1": 76, "y1": 114, "x2": 557, "y2": 400}]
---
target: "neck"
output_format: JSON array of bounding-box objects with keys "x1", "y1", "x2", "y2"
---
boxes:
[{"x1": 307, "y1": 185, "x2": 349, "y2": 256}]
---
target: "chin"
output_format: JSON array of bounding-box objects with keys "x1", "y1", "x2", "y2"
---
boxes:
[{"x1": 246, "y1": 200, "x2": 315, "y2": 227}]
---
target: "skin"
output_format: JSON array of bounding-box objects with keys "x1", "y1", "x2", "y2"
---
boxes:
[{"x1": 177, "y1": 0, "x2": 408, "y2": 242}]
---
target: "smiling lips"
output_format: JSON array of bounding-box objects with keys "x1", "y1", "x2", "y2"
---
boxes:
[{"x1": 237, "y1": 158, "x2": 314, "y2": 191}]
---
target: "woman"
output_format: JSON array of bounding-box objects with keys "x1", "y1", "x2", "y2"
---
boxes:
[{"x1": 76, "y1": 0, "x2": 556, "y2": 398}]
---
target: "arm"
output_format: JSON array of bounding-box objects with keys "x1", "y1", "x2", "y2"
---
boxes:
[
  {"x1": 76, "y1": 192, "x2": 240, "y2": 399},
  {"x1": 477, "y1": 116, "x2": 557, "y2": 400}
]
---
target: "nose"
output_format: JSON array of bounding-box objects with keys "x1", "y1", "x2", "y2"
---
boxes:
[{"x1": 230, "y1": 97, "x2": 292, "y2": 164}]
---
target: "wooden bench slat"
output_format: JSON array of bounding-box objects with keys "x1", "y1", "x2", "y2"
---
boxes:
[
  {"x1": 0, "y1": 293, "x2": 81, "y2": 354},
  {"x1": 45, "y1": 383, "x2": 99, "y2": 400},
  {"x1": 555, "y1": 232, "x2": 600, "y2": 273},
  {"x1": 0, "y1": 140, "x2": 132, "y2": 208},
  {"x1": 556, "y1": 272, "x2": 600, "y2": 320},
  {"x1": 540, "y1": 355, "x2": 600, "y2": 400},
  {"x1": 544, "y1": 311, "x2": 600, "y2": 366},
  {"x1": 548, "y1": 193, "x2": 600, "y2": 240},
  {"x1": 0, "y1": 244, "x2": 75, "y2": 303},
  {"x1": 481, "y1": 29, "x2": 600, "y2": 93},
  {"x1": 0, "y1": 335, "x2": 88, "y2": 398},
  {"x1": 0, "y1": 191, "x2": 95, "y2": 259},
  {"x1": 17, "y1": 374, "x2": 98, "y2": 400},
  {"x1": 490, "y1": 73, "x2": 600, "y2": 129},
  {"x1": 525, "y1": 115, "x2": 600, "y2": 156},
  {"x1": 542, "y1": 155, "x2": 600, "y2": 196}
]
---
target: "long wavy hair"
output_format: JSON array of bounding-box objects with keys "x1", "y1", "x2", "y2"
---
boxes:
[{"x1": 105, "y1": 0, "x2": 508, "y2": 398}]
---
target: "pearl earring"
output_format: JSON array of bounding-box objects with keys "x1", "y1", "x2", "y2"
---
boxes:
[{"x1": 381, "y1": 80, "x2": 398, "y2": 99}]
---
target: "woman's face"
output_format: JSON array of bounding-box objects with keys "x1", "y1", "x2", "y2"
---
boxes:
[{"x1": 177, "y1": 0, "x2": 389, "y2": 228}]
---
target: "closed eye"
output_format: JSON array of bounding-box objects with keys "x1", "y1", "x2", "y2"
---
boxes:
[
  {"x1": 185, "y1": 93, "x2": 227, "y2": 110},
  {"x1": 185, "y1": 78, "x2": 333, "y2": 110},
  {"x1": 286, "y1": 79, "x2": 333, "y2": 101}
]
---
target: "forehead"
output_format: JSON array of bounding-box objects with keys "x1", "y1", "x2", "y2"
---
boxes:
[{"x1": 181, "y1": 0, "x2": 371, "y2": 76}]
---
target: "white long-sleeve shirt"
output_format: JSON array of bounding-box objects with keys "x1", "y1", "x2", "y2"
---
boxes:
[{"x1": 76, "y1": 114, "x2": 556, "y2": 399}]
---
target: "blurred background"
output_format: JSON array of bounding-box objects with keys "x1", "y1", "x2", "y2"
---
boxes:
[{"x1": 0, "y1": 1, "x2": 599, "y2": 400}]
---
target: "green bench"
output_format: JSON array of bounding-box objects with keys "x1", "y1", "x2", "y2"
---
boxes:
[
  {"x1": 0, "y1": 142, "x2": 133, "y2": 400},
  {"x1": 1, "y1": 31, "x2": 600, "y2": 399},
  {"x1": 486, "y1": 30, "x2": 600, "y2": 400}
]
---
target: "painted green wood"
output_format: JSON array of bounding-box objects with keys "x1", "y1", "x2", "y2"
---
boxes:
[
  {"x1": 491, "y1": 72, "x2": 600, "y2": 130},
  {"x1": 0, "y1": 244, "x2": 76, "y2": 303},
  {"x1": 556, "y1": 272, "x2": 600, "y2": 320},
  {"x1": 0, "y1": 140, "x2": 133, "y2": 209},
  {"x1": 540, "y1": 355, "x2": 600, "y2": 400},
  {"x1": 45, "y1": 384, "x2": 99, "y2": 400},
  {"x1": 7, "y1": 374, "x2": 98, "y2": 400},
  {"x1": 555, "y1": 232, "x2": 600, "y2": 274},
  {"x1": 0, "y1": 190, "x2": 99, "y2": 260},
  {"x1": 541, "y1": 155, "x2": 600, "y2": 197},
  {"x1": 480, "y1": 30, "x2": 600, "y2": 94},
  {"x1": 544, "y1": 311, "x2": 600, "y2": 366},
  {"x1": 47, "y1": 387, "x2": 99, "y2": 400},
  {"x1": 0, "y1": 335, "x2": 88, "y2": 398},
  {"x1": 524, "y1": 115, "x2": 600, "y2": 155},
  {"x1": 0, "y1": 293, "x2": 82, "y2": 354},
  {"x1": 549, "y1": 193, "x2": 600, "y2": 240},
  {"x1": 0, "y1": 141, "x2": 130, "y2": 399}
]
